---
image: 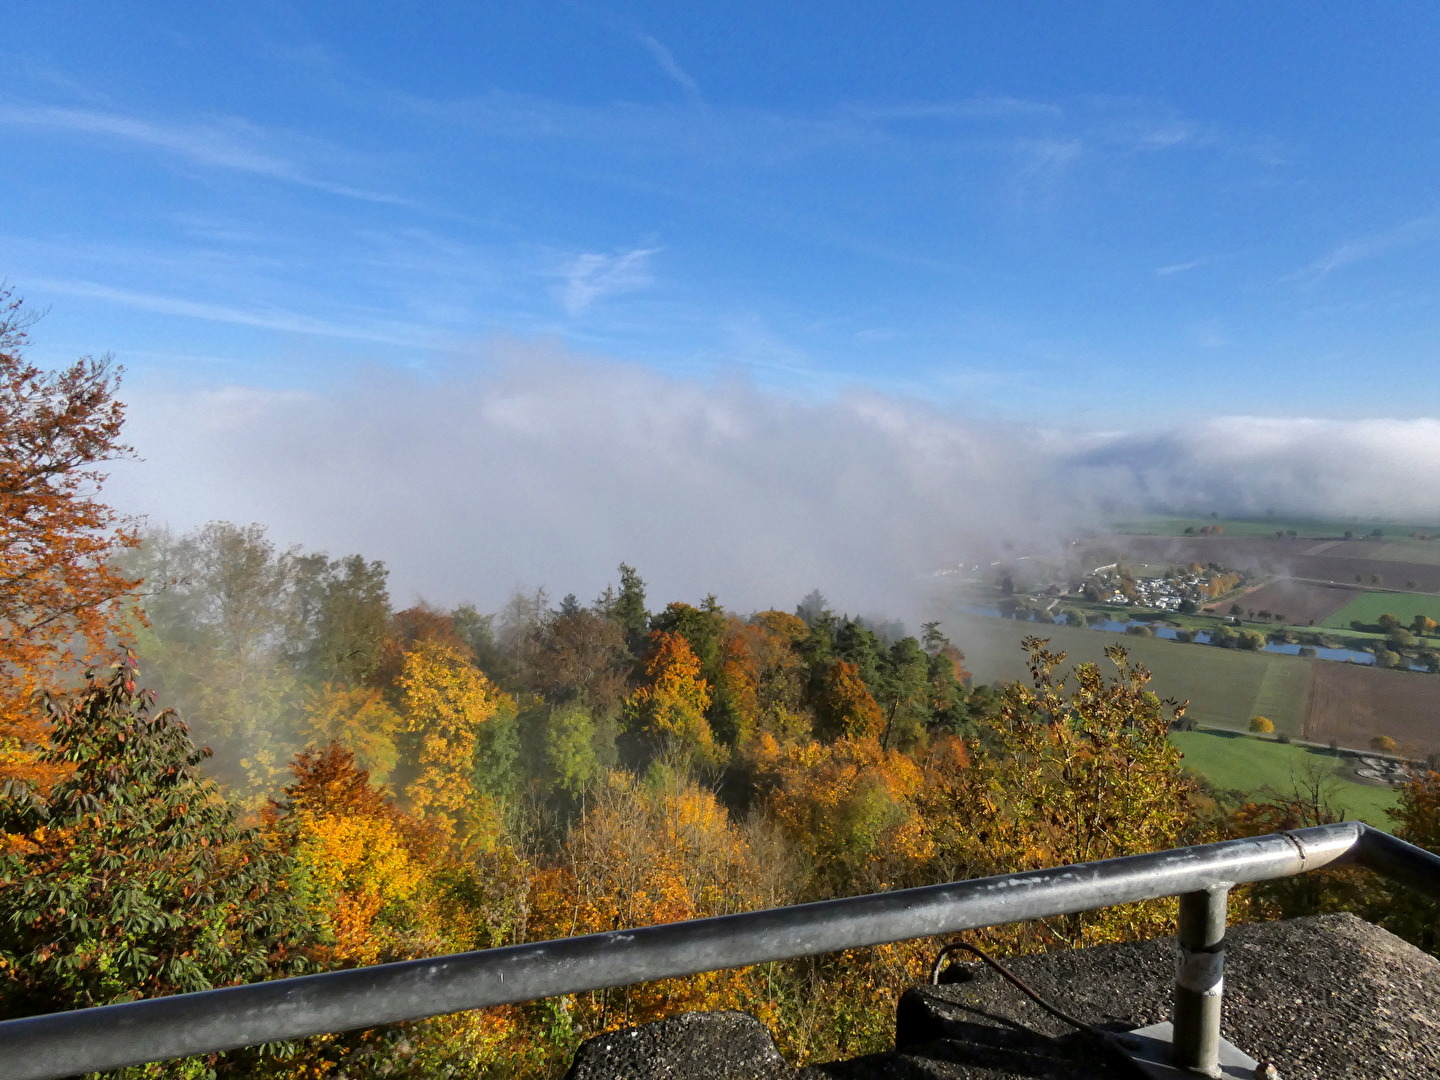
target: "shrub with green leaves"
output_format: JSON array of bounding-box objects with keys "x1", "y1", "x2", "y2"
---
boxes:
[{"x1": 0, "y1": 659, "x2": 313, "y2": 1028}]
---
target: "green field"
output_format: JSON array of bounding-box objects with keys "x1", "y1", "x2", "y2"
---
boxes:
[
  {"x1": 1322, "y1": 591, "x2": 1440, "y2": 630},
  {"x1": 1112, "y1": 515, "x2": 1440, "y2": 538},
  {"x1": 948, "y1": 616, "x2": 1311, "y2": 734},
  {"x1": 1169, "y1": 730, "x2": 1399, "y2": 824}
]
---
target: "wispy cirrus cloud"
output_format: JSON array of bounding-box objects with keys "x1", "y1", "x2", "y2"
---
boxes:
[
  {"x1": 0, "y1": 104, "x2": 410, "y2": 205},
  {"x1": 32, "y1": 278, "x2": 430, "y2": 346},
  {"x1": 848, "y1": 96, "x2": 1063, "y2": 123},
  {"x1": 559, "y1": 246, "x2": 661, "y2": 316},
  {"x1": 1155, "y1": 257, "x2": 1208, "y2": 277},
  {"x1": 1286, "y1": 211, "x2": 1440, "y2": 287},
  {"x1": 638, "y1": 35, "x2": 702, "y2": 103}
]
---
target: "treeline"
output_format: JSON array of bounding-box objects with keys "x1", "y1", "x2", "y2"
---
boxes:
[
  {"x1": 4, "y1": 522, "x2": 1440, "y2": 1078},
  {"x1": 116, "y1": 522, "x2": 993, "y2": 807}
]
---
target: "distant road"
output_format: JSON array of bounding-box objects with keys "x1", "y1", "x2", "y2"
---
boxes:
[{"x1": 1284, "y1": 575, "x2": 1439, "y2": 596}]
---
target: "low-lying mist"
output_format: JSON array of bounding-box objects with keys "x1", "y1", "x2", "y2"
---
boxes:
[
  {"x1": 107, "y1": 340, "x2": 1440, "y2": 617},
  {"x1": 1067, "y1": 416, "x2": 1440, "y2": 526}
]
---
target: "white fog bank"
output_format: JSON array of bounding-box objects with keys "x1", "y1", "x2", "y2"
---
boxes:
[{"x1": 107, "y1": 345, "x2": 1440, "y2": 615}]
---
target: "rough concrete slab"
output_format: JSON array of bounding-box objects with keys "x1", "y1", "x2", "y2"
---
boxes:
[
  {"x1": 564, "y1": 915, "x2": 1440, "y2": 1080},
  {"x1": 563, "y1": 1010, "x2": 794, "y2": 1080},
  {"x1": 806, "y1": 912, "x2": 1440, "y2": 1079}
]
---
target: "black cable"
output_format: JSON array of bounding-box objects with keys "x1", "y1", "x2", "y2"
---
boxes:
[{"x1": 929, "y1": 939, "x2": 1140, "y2": 1052}]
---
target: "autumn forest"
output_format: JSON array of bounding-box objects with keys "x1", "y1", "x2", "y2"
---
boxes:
[{"x1": 3, "y1": 295, "x2": 1440, "y2": 1080}]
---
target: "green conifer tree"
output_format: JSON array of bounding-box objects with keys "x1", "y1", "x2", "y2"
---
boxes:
[{"x1": 610, "y1": 563, "x2": 650, "y2": 654}]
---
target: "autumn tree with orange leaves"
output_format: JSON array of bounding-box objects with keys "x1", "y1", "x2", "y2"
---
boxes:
[
  {"x1": 811, "y1": 659, "x2": 885, "y2": 742},
  {"x1": 625, "y1": 630, "x2": 719, "y2": 765},
  {"x1": 264, "y1": 743, "x2": 529, "y2": 1075},
  {"x1": 755, "y1": 732, "x2": 933, "y2": 895},
  {"x1": 528, "y1": 767, "x2": 781, "y2": 1031},
  {"x1": 0, "y1": 291, "x2": 140, "y2": 790}
]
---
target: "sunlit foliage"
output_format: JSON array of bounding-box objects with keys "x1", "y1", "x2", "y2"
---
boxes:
[
  {"x1": 11, "y1": 525, "x2": 1295, "y2": 1076},
  {"x1": 7, "y1": 305, "x2": 1364, "y2": 1076},
  {"x1": 528, "y1": 767, "x2": 778, "y2": 1030},
  {"x1": 624, "y1": 630, "x2": 718, "y2": 764},
  {"x1": 811, "y1": 659, "x2": 885, "y2": 742},
  {"x1": 925, "y1": 637, "x2": 1199, "y2": 946},
  {"x1": 300, "y1": 683, "x2": 403, "y2": 783},
  {"x1": 0, "y1": 660, "x2": 308, "y2": 1029},
  {"x1": 0, "y1": 291, "x2": 140, "y2": 792},
  {"x1": 398, "y1": 638, "x2": 513, "y2": 850},
  {"x1": 755, "y1": 732, "x2": 932, "y2": 894}
]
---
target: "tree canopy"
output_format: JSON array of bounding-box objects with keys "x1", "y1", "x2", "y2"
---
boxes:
[{"x1": 0, "y1": 291, "x2": 140, "y2": 791}]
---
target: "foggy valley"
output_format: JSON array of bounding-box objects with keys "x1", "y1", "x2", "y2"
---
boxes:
[{"x1": 5, "y1": 5, "x2": 1440, "y2": 1078}]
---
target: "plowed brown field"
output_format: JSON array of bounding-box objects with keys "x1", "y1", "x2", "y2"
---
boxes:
[
  {"x1": 1226, "y1": 579, "x2": 1352, "y2": 624},
  {"x1": 1304, "y1": 662, "x2": 1440, "y2": 755}
]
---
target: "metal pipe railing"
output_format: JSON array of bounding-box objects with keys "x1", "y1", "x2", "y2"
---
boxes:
[{"x1": 1, "y1": 821, "x2": 1437, "y2": 1080}]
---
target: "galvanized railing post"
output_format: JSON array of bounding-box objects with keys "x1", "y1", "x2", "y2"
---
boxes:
[{"x1": 1172, "y1": 884, "x2": 1229, "y2": 1076}]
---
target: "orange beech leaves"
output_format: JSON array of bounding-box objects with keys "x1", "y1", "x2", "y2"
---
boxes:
[
  {"x1": 811, "y1": 660, "x2": 885, "y2": 742},
  {"x1": 709, "y1": 635, "x2": 762, "y2": 747},
  {"x1": 273, "y1": 757, "x2": 428, "y2": 967},
  {"x1": 625, "y1": 631, "x2": 718, "y2": 760},
  {"x1": 266, "y1": 744, "x2": 525, "y2": 1068},
  {"x1": 0, "y1": 292, "x2": 140, "y2": 791},
  {"x1": 755, "y1": 733, "x2": 933, "y2": 893},
  {"x1": 733, "y1": 615, "x2": 811, "y2": 741},
  {"x1": 933, "y1": 643, "x2": 971, "y2": 688}
]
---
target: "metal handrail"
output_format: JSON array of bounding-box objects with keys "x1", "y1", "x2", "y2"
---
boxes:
[{"x1": 2, "y1": 821, "x2": 1437, "y2": 1080}]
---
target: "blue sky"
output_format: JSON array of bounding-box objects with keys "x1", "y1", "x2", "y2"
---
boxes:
[{"x1": 6, "y1": 2, "x2": 1440, "y2": 426}]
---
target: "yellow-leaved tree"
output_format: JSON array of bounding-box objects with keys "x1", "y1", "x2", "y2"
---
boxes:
[
  {"x1": 398, "y1": 638, "x2": 513, "y2": 850},
  {"x1": 733, "y1": 611, "x2": 812, "y2": 743},
  {"x1": 267, "y1": 743, "x2": 430, "y2": 968},
  {"x1": 266, "y1": 743, "x2": 529, "y2": 1076},
  {"x1": 528, "y1": 767, "x2": 783, "y2": 1031},
  {"x1": 926, "y1": 637, "x2": 1198, "y2": 948},
  {"x1": 754, "y1": 732, "x2": 933, "y2": 896},
  {"x1": 811, "y1": 660, "x2": 885, "y2": 742},
  {"x1": 301, "y1": 682, "x2": 404, "y2": 783},
  {"x1": 625, "y1": 631, "x2": 719, "y2": 764}
]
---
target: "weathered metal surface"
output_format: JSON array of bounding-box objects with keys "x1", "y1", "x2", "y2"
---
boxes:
[
  {"x1": 1126, "y1": 1021, "x2": 1259, "y2": 1080},
  {"x1": 1170, "y1": 886, "x2": 1230, "y2": 1076},
  {"x1": 1353, "y1": 823, "x2": 1440, "y2": 900},
  {"x1": 0, "y1": 820, "x2": 1426, "y2": 1080}
]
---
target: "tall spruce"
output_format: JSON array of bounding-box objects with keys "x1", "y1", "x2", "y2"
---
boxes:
[{"x1": 610, "y1": 563, "x2": 650, "y2": 654}]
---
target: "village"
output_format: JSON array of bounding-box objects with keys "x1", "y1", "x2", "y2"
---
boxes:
[{"x1": 1073, "y1": 562, "x2": 1247, "y2": 612}]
